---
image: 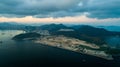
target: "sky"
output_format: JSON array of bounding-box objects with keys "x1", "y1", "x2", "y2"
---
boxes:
[{"x1": 0, "y1": 0, "x2": 120, "y2": 25}]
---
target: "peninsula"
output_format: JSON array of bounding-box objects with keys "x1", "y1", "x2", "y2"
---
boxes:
[{"x1": 12, "y1": 24, "x2": 120, "y2": 60}]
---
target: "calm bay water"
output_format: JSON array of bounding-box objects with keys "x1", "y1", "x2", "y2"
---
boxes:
[
  {"x1": 106, "y1": 37, "x2": 120, "y2": 48},
  {"x1": 0, "y1": 30, "x2": 120, "y2": 67}
]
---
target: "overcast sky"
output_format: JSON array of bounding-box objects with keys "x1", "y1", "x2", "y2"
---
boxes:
[{"x1": 0, "y1": 0, "x2": 120, "y2": 25}]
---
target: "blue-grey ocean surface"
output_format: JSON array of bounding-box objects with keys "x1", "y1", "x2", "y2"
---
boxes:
[{"x1": 0, "y1": 30, "x2": 120, "y2": 67}]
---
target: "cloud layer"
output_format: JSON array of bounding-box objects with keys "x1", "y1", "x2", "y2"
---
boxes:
[{"x1": 0, "y1": 0, "x2": 120, "y2": 19}]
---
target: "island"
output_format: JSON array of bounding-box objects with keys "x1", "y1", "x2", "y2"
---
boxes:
[
  {"x1": 12, "y1": 24, "x2": 120, "y2": 60},
  {"x1": 13, "y1": 32, "x2": 113, "y2": 60}
]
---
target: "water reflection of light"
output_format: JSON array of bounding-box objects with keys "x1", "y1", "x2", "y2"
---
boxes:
[{"x1": 0, "y1": 30, "x2": 24, "y2": 46}]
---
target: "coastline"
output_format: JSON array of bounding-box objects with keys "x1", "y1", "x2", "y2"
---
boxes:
[
  {"x1": 34, "y1": 36, "x2": 114, "y2": 60},
  {"x1": 35, "y1": 42, "x2": 113, "y2": 60}
]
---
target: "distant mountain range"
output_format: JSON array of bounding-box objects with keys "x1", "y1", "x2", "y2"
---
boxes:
[
  {"x1": 47, "y1": 24, "x2": 120, "y2": 45},
  {"x1": 0, "y1": 22, "x2": 120, "y2": 31},
  {"x1": 1, "y1": 22, "x2": 120, "y2": 45},
  {"x1": 7, "y1": 23, "x2": 119, "y2": 45}
]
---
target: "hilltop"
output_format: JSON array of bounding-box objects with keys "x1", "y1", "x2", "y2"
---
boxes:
[{"x1": 12, "y1": 23, "x2": 120, "y2": 45}]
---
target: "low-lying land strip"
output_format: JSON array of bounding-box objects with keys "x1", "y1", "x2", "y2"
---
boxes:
[{"x1": 35, "y1": 35, "x2": 113, "y2": 60}]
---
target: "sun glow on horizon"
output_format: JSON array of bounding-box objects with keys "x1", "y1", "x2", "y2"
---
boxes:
[{"x1": 0, "y1": 15, "x2": 120, "y2": 24}]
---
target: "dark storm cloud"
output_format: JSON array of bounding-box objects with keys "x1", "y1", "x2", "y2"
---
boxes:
[
  {"x1": 0, "y1": 0, "x2": 81, "y2": 17},
  {"x1": 82, "y1": 0, "x2": 120, "y2": 19},
  {"x1": 0, "y1": 0, "x2": 120, "y2": 19}
]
